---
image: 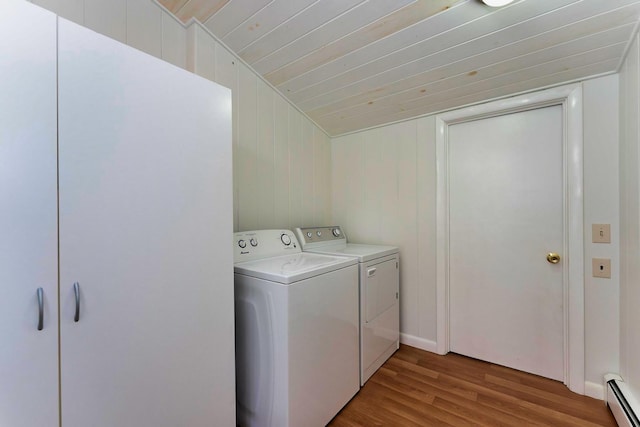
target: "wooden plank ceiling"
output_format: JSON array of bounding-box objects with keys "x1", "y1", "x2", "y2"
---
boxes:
[{"x1": 158, "y1": 0, "x2": 640, "y2": 135}]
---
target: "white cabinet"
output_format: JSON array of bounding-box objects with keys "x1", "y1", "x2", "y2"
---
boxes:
[
  {"x1": 1, "y1": 2, "x2": 235, "y2": 426},
  {"x1": 0, "y1": 2, "x2": 59, "y2": 426}
]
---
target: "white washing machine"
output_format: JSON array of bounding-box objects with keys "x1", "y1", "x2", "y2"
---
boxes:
[
  {"x1": 296, "y1": 226, "x2": 400, "y2": 386},
  {"x1": 233, "y1": 229, "x2": 359, "y2": 427}
]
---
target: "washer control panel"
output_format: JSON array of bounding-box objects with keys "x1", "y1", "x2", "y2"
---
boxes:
[
  {"x1": 234, "y1": 229, "x2": 300, "y2": 263},
  {"x1": 295, "y1": 226, "x2": 347, "y2": 248}
]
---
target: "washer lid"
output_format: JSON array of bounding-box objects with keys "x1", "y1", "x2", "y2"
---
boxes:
[
  {"x1": 234, "y1": 252, "x2": 357, "y2": 284},
  {"x1": 305, "y1": 243, "x2": 398, "y2": 263}
]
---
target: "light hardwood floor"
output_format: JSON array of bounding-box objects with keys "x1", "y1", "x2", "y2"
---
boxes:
[{"x1": 329, "y1": 345, "x2": 616, "y2": 427}]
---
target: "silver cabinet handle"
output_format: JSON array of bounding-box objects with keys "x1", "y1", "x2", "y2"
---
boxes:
[
  {"x1": 37, "y1": 287, "x2": 44, "y2": 331},
  {"x1": 367, "y1": 267, "x2": 376, "y2": 277},
  {"x1": 73, "y1": 282, "x2": 80, "y2": 322}
]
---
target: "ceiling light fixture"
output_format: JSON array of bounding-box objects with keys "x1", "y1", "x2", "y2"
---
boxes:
[{"x1": 482, "y1": 0, "x2": 515, "y2": 6}]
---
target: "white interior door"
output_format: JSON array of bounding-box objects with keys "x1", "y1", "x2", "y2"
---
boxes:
[
  {"x1": 0, "y1": 2, "x2": 59, "y2": 426},
  {"x1": 58, "y1": 19, "x2": 235, "y2": 426},
  {"x1": 449, "y1": 105, "x2": 564, "y2": 381}
]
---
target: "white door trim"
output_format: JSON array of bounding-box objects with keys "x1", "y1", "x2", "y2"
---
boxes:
[{"x1": 435, "y1": 83, "x2": 585, "y2": 394}]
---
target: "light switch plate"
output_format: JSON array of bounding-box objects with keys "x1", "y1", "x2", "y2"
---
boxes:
[
  {"x1": 592, "y1": 258, "x2": 611, "y2": 278},
  {"x1": 592, "y1": 224, "x2": 611, "y2": 243}
]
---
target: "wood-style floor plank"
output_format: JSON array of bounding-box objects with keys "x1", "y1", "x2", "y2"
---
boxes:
[{"x1": 329, "y1": 345, "x2": 616, "y2": 427}]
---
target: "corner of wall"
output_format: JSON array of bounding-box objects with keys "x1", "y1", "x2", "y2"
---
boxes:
[{"x1": 185, "y1": 22, "x2": 197, "y2": 73}]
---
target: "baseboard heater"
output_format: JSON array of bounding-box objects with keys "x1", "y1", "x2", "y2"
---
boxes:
[{"x1": 606, "y1": 374, "x2": 640, "y2": 427}]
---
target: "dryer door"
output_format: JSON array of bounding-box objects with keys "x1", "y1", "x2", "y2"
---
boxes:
[{"x1": 362, "y1": 256, "x2": 399, "y2": 384}]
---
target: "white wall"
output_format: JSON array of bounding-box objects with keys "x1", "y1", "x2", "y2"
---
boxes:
[
  {"x1": 187, "y1": 23, "x2": 331, "y2": 231},
  {"x1": 332, "y1": 74, "x2": 620, "y2": 396},
  {"x1": 619, "y1": 31, "x2": 640, "y2": 400},
  {"x1": 583, "y1": 75, "x2": 620, "y2": 396},
  {"x1": 29, "y1": 0, "x2": 331, "y2": 232},
  {"x1": 332, "y1": 119, "x2": 437, "y2": 350}
]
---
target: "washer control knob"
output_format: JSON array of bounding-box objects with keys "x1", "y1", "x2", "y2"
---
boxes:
[
  {"x1": 332, "y1": 228, "x2": 341, "y2": 237},
  {"x1": 250, "y1": 238, "x2": 258, "y2": 247},
  {"x1": 238, "y1": 239, "x2": 247, "y2": 249},
  {"x1": 316, "y1": 231, "x2": 322, "y2": 237},
  {"x1": 306, "y1": 232, "x2": 313, "y2": 238},
  {"x1": 281, "y1": 234, "x2": 292, "y2": 246}
]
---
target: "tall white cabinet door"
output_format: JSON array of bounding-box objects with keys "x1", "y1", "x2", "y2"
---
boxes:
[
  {"x1": 57, "y1": 19, "x2": 235, "y2": 427},
  {"x1": 0, "y1": 2, "x2": 59, "y2": 426}
]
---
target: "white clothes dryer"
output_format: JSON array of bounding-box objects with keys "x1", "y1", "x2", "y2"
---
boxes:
[
  {"x1": 233, "y1": 229, "x2": 359, "y2": 427},
  {"x1": 295, "y1": 226, "x2": 400, "y2": 386}
]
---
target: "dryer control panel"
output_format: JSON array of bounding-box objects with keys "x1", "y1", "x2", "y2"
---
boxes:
[
  {"x1": 295, "y1": 226, "x2": 347, "y2": 248},
  {"x1": 234, "y1": 229, "x2": 300, "y2": 263}
]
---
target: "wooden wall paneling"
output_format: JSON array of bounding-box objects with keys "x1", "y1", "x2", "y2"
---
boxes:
[
  {"x1": 161, "y1": 10, "x2": 187, "y2": 68},
  {"x1": 316, "y1": 33, "x2": 628, "y2": 128},
  {"x1": 618, "y1": 35, "x2": 628, "y2": 381},
  {"x1": 305, "y1": 12, "x2": 637, "y2": 118},
  {"x1": 203, "y1": 0, "x2": 271, "y2": 40},
  {"x1": 301, "y1": 118, "x2": 315, "y2": 227},
  {"x1": 273, "y1": 95, "x2": 290, "y2": 229},
  {"x1": 237, "y1": 63, "x2": 258, "y2": 231},
  {"x1": 238, "y1": 0, "x2": 365, "y2": 64},
  {"x1": 256, "y1": 80, "x2": 275, "y2": 229},
  {"x1": 186, "y1": 24, "x2": 196, "y2": 72},
  {"x1": 621, "y1": 34, "x2": 635, "y2": 383},
  {"x1": 252, "y1": 0, "x2": 413, "y2": 75},
  {"x1": 288, "y1": 106, "x2": 303, "y2": 229},
  {"x1": 329, "y1": 57, "x2": 618, "y2": 135},
  {"x1": 282, "y1": 0, "x2": 487, "y2": 99},
  {"x1": 347, "y1": 133, "x2": 366, "y2": 243},
  {"x1": 290, "y1": 0, "x2": 585, "y2": 104},
  {"x1": 628, "y1": 32, "x2": 640, "y2": 391},
  {"x1": 630, "y1": 33, "x2": 640, "y2": 395},
  {"x1": 193, "y1": 26, "x2": 216, "y2": 81},
  {"x1": 331, "y1": 133, "x2": 365, "y2": 242},
  {"x1": 330, "y1": 137, "x2": 348, "y2": 232},
  {"x1": 439, "y1": 55, "x2": 622, "y2": 131},
  {"x1": 361, "y1": 128, "x2": 383, "y2": 238},
  {"x1": 272, "y1": 1, "x2": 472, "y2": 94},
  {"x1": 618, "y1": 33, "x2": 634, "y2": 381},
  {"x1": 390, "y1": 122, "x2": 419, "y2": 338},
  {"x1": 31, "y1": 0, "x2": 84, "y2": 24},
  {"x1": 325, "y1": 45, "x2": 624, "y2": 134},
  {"x1": 84, "y1": 0, "x2": 126, "y2": 43},
  {"x1": 321, "y1": 129, "x2": 331, "y2": 223},
  {"x1": 399, "y1": 129, "x2": 421, "y2": 331},
  {"x1": 377, "y1": 125, "x2": 399, "y2": 245},
  {"x1": 416, "y1": 116, "x2": 437, "y2": 341},
  {"x1": 174, "y1": 0, "x2": 230, "y2": 23},
  {"x1": 222, "y1": 0, "x2": 317, "y2": 55},
  {"x1": 619, "y1": 31, "x2": 640, "y2": 392},
  {"x1": 431, "y1": 58, "x2": 618, "y2": 119},
  {"x1": 156, "y1": 0, "x2": 187, "y2": 15},
  {"x1": 265, "y1": 0, "x2": 459, "y2": 87},
  {"x1": 298, "y1": 1, "x2": 638, "y2": 112},
  {"x1": 214, "y1": 44, "x2": 240, "y2": 229},
  {"x1": 126, "y1": 0, "x2": 162, "y2": 58},
  {"x1": 312, "y1": 127, "x2": 329, "y2": 225},
  {"x1": 582, "y1": 75, "x2": 620, "y2": 387}
]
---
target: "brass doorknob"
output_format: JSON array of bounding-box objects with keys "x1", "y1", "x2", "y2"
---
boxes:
[{"x1": 546, "y1": 252, "x2": 561, "y2": 264}]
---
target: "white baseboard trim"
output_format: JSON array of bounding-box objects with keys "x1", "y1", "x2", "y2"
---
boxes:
[
  {"x1": 585, "y1": 381, "x2": 605, "y2": 401},
  {"x1": 399, "y1": 333, "x2": 438, "y2": 353}
]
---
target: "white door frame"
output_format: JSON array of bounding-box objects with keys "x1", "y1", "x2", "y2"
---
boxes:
[{"x1": 435, "y1": 83, "x2": 585, "y2": 394}]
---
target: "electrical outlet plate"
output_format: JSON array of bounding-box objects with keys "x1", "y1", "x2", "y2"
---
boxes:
[
  {"x1": 592, "y1": 258, "x2": 611, "y2": 278},
  {"x1": 592, "y1": 224, "x2": 611, "y2": 243}
]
